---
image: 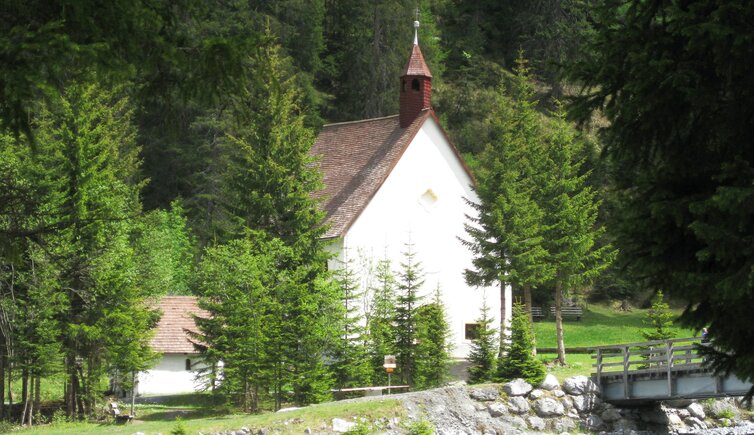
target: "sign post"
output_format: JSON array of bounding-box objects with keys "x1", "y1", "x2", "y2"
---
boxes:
[{"x1": 383, "y1": 355, "x2": 396, "y2": 394}]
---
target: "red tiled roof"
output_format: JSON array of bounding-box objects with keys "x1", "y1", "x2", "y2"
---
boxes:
[
  {"x1": 401, "y1": 44, "x2": 432, "y2": 78},
  {"x1": 150, "y1": 296, "x2": 207, "y2": 354},
  {"x1": 312, "y1": 110, "x2": 431, "y2": 238}
]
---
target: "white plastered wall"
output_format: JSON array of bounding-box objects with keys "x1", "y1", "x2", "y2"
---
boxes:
[
  {"x1": 137, "y1": 354, "x2": 205, "y2": 396},
  {"x1": 332, "y1": 117, "x2": 510, "y2": 359}
]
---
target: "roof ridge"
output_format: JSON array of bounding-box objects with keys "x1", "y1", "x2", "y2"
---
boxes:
[{"x1": 322, "y1": 114, "x2": 399, "y2": 128}]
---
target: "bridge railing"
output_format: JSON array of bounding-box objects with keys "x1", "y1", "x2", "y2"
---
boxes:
[{"x1": 590, "y1": 337, "x2": 707, "y2": 398}]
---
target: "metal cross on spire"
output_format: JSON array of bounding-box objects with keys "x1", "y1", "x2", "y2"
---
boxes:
[{"x1": 413, "y1": 8, "x2": 420, "y2": 45}]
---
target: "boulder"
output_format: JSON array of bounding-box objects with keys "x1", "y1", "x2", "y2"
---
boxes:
[
  {"x1": 552, "y1": 389, "x2": 565, "y2": 398},
  {"x1": 540, "y1": 374, "x2": 560, "y2": 391},
  {"x1": 562, "y1": 375, "x2": 598, "y2": 396},
  {"x1": 532, "y1": 397, "x2": 565, "y2": 417},
  {"x1": 551, "y1": 417, "x2": 576, "y2": 433},
  {"x1": 685, "y1": 416, "x2": 707, "y2": 431},
  {"x1": 503, "y1": 415, "x2": 527, "y2": 429},
  {"x1": 706, "y1": 400, "x2": 739, "y2": 419},
  {"x1": 571, "y1": 393, "x2": 600, "y2": 413},
  {"x1": 470, "y1": 387, "x2": 499, "y2": 402},
  {"x1": 508, "y1": 396, "x2": 530, "y2": 414},
  {"x1": 502, "y1": 378, "x2": 533, "y2": 396},
  {"x1": 584, "y1": 414, "x2": 604, "y2": 431},
  {"x1": 529, "y1": 389, "x2": 545, "y2": 400},
  {"x1": 527, "y1": 416, "x2": 546, "y2": 431},
  {"x1": 487, "y1": 402, "x2": 508, "y2": 417},
  {"x1": 601, "y1": 407, "x2": 622, "y2": 422},
  {"x1": 332, "y1": 418, "x2": 356, "y2": 433},
  {"x1": 639, "y1": 407, "x2": 668, "y2": 425},
  {"x1": 687, "y1": 402, "x2": 705, "y2": 419}
]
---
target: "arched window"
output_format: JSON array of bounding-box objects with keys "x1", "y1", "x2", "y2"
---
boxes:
[
  {"x1": 185, "y1": 358, "x2": 192, "y2": 371},
  {"x1": 411, "y1": 78, "x2": 420, "y2": 91}
]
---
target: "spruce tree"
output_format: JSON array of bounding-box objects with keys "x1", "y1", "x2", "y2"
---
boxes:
[
  {"x1": 539, "y1": 105, "x2": 613, "y2": 365},
  {"x1": 497, "y1": 302, "x2": 546, "y2": 386},
  {"x1": 332, "y1": 251, "x2": 371, "y2": 390},
  {"x1": 367, "y1": 258, "x2": 397, "y2": 386},
  {"x1": 467, "y1": 297, "x2": 497, "y2": 384},
  {"x1": 414, "y1": 286, "x2": 452, "y2": 390},
  {"x1": 641, "y1": 291, "x2": 676, "y2": 342},
  {"x1": 394, "y1": 241, "x2": 425, "y2": 386}
]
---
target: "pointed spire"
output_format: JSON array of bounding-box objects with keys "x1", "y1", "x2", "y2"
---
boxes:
[
  {"x1": 413, "y1": 9, "x2": 420, "y2": 45},
  {"x1": 399, "y1": 15, "x2": 433, "y2": 128}
]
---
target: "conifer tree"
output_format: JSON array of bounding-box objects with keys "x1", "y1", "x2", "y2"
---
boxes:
[
  {"x1": 497, "y1": 302, "x2": 546, "y2": 386},
  {"x1": 467, "y1": 297, "x2": 497, "y2": 384},
  {"x1": 331, "y1": 251, "x2": 371, "y2": 390},
  {"x1": 641, "y1": 291, "x2": 676, "y2": 342},
  {"x1": 394, "y1": 241, "x2": 425, "y2": 386},
  {"x1": 539, "y1": 105, "x2": 613, "y2": 365},
  {"x1": 367, "y1": 258, "x2": 397, "y2": 385},
  {"x1": 414, "y1": 286, "x2": 452, "y2": 389}
]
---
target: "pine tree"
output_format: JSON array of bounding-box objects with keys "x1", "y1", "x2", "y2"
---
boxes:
[
  {"x1": 467, "y1": 297, "x2": 497, "y2": 384},
  {"x1": 641, "y1": 291, "x2": 676, "y2": 342},
  {"x1": 539, "y1": 104, "x2": 614, "y2": 365},
  {"x1": 497, "y1": 302, "x2": 546, "y2": 386},
  {"x1": 367, "y1": 258, "x2": 397, "y2": 386},
  {"x1": 394, "y1": 241, "x2": 425, "y2": 387},
  {"x1": 414, "y1": 286, "x2": 452, "y2": 390},
  {"x1": 331, "y1": 251, "x2": 371, "y2": 390}
]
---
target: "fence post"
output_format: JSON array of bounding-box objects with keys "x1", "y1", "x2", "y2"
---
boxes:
[
  {"x1": 666, "y1": 340, "x2": 673, "y2": 397},
  {"x1": 622, "y1": 346, "x2": 629, "y2": 399}
]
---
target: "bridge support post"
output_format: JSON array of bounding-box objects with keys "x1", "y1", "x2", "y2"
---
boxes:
[
  {"x1": 666, "y1": 341, "x2": 673, "y2": 397},
  {"x1": 622, "y1": 346, "x2": 629, "y2": 399}
]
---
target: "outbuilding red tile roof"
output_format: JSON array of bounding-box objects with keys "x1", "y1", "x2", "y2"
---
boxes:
[
  {"x1": 312, "y1": 110, "x2": 431, "y2": 238},
  {"x1": 402, "y1": 44, "x2": 432, "y2": 78},
  {"x1": 150, "y1": 296, "x2": 207, "y2": 354}
]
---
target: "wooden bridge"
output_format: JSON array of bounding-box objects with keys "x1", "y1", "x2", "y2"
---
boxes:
[{"x1": 590, "y1": 337, "x2": 752, "y2": 404}]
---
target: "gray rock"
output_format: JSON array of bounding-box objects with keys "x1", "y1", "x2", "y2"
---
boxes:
[
  {"x1": 240, "y1": 428, "x2": 250, "y2": 434},
  {"x1": 668, "y1": 412, "x2": 684, "y2": 428},
  {"x1": 562, "y1": 375, "x2": 599, "y2": 396},
  {"x1": 508, "y1": 396, "x2": 530, "y2": 414},
  {"x1": 470, "y1": 386, "x2": 499, "y2": 402},
  {"x1": 687, "y1": 402, "x2": 706, "y2": 419},
  {"x1": 665, "y1": 399, "x2": 694, "y2": 408},
  {"x1": 601, "y1": 407, "x2": 622, "y2": 422},
  {"x1": 503, "y1": 415, "x2": 527, "y2": 429},
  {"x1": 332, "y1": 418, "x2": 356, "y2": 433},
  {"x1": 532, "y1": 397, "x2": 565, "y2": 417},
  {"x1": 277, "y1": 407, "x2": 303, "y2": 413},
  {"x1": 551, "y1": 417, "x2": 576, "y2": 433},
  {"x1": 303, "y1": 428, "x2": 312, "y2": 435},
  {"x1": 707, "y1": 400, "x2": 740, "y2": 419},
  {"x1": 677, "y1": 408, "x2": 690, "y2": 418},
  {"x1": 572, "y1": 393, "x2": 600, "y2": 413},
  {"x1": 584, "y1": 414, "x2": 604, "y2": 431},
  {"x1": 567, "y1": 408, "x2": 579, "y2": 419},
  {"x1": 527, "y1": 416, "x2": 546, "y2": 431},
  {"x1": 685, "y1": 416, "x2": 707, "y2": 431},
  {"x1": 719, "y1": 417, "x2": 732, "y2": 427},
  {"x1": 502, "y1": 378, "x2": 533, "y2": 396},
  {"x1": 611, "y1": 418, "x2": 638, "y2": 432},
  {"x1": 560, "y1": 395, "x2": 573, "y2": 410},
  {"x1": 487, "y1": 402, "x2": 507, "y2": 417},
  {"x1": 639, "y1": 407, "x2": 668, "y2": 424},
  {"x1": 552, "y1": 389, "x2": 565, "y2": 398},
  {"x1": 529, "y1": 389, "x2": 545, "y2": 400},
  {"x1": 540, "y1": 374, "x2": 560, "y2": 391}
]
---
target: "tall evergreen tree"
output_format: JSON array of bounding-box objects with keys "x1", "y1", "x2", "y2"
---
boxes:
[
  {"x1": 414, "y1": 286, "x2": 452, "y2": 390},
  {"x1": 539, "y1": 105, "x2": 613, "y2": 365},
  {"x1": 467, "y1": 296, "x2": 497, "y2": 384},
  {"x1": 394, "y1": 241, "x2": 425, "y2": 386},
  {"x1": 367, "y1": 258, "x2": 397, "y2": 386}
]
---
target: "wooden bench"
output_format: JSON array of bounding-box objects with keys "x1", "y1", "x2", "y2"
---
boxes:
[
  {"x1": 550, "y1": 306, "x2": 583, "y2": 321},
  {"x1": 109, "y1": 402, "x2": 133, "y2": 424},
  {"x1": 530, "y1": 306, "x2": 544, "y2": 320}
]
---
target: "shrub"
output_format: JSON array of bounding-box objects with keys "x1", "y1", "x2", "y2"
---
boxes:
[{"x1": 497, "y1": 302, "x2": 546, "y2": 385}]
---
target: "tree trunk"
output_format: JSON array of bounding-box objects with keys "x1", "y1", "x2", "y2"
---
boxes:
[
  {"x1": 130, "y1": 372, "x2": 137, "y2": 417},
  {"x1": 498, "y1": 279, "x2": 508, "y2": 358},
  {"x1": 0, "y1": 350, "x2": 5, "y2": 419},
  {"x1": 33, "y1": 376, "x2": 40, "y2": 417},
  {"x1": 555, "y1": 280, "x2": 566, "y2": 365},
  {"x1": 66, "y1": 354, "x2": 75, "y2": 418},
  {"x1": 20, "y1": 367, "x2": 28, "y2": 425},
  {"x1": 523, "y1": 284, "x2": 536, "y2": 356}
]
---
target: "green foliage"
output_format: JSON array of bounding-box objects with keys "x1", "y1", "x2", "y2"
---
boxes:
[
  {"x1": 170, "y1": 417, "x2": 188, "y2": 435},
  {"x1": 569, "y1": 0, "x2": 754, "y2": 391},
  {"x1": 498, "y1": 303, "x2": 546, "y2": 386},
  {"x1": 367, "y1": 259, "x2": 397, "y2": 386},
  {"x1": 403, "y1": 418, "x2": 435, "y2": 435},
  {"x1": 394, "y1": 241, "x2": 425, "y2": 387},
  {"x1": 414, "y1": 287, "x2": 452, "y2": 390},
  {"x1": 467, "y1": 297, "x2": 497, "y2": 384},
  {"x1": 641, "y1": 291, "x2": 676, "y2": 342}
]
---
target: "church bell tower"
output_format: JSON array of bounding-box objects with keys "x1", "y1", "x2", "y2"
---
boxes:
[{"x1": 399, "y1": 20, "x2": 433, "y2": 128}]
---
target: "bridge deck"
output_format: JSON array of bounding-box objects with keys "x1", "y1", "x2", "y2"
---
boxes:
[{"x1": 590, "y1": 337, "x2": 752, "y2": 404}]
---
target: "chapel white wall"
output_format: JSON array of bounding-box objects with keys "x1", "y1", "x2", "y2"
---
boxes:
[
  {"x1": 137, "y1": 354, "x2": 205, "y2": 396},
  {"x1": 337, "y1": 117, "x2": 509, "y2": 359}
]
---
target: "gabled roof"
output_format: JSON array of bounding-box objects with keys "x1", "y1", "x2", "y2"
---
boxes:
[
  {"x1": 150, "y1": 296, "x2": 207, "y2": 354},
  {"x1": 312, "y1": 110, "x2": 431, "y2": 239},
  {"x1": 401, "y1": 44, "x2": 432, "y2": 78}
]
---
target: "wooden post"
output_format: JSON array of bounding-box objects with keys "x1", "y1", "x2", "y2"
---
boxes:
[
  {"x1": 595, "y1": 349, "x2": 603, "y2": 392},
  {"x1": 622, "y1": 346, "x2": 629, "y2": 399},
  {"x1": 666, "y1": 341, "x2": 673, "y2": 397}
]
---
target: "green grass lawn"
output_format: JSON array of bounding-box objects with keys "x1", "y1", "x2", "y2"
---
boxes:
[
  {"x1": 17, "y1": 398, "x2": 405, "y2": 434},
  {"x1": 532, "y1": 303, "x2": 695, "y2": 349}
]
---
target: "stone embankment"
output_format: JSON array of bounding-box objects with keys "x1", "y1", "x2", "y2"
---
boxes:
[{"x1": 143, "y1": 374, "x2": 753, "y2": 434}]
